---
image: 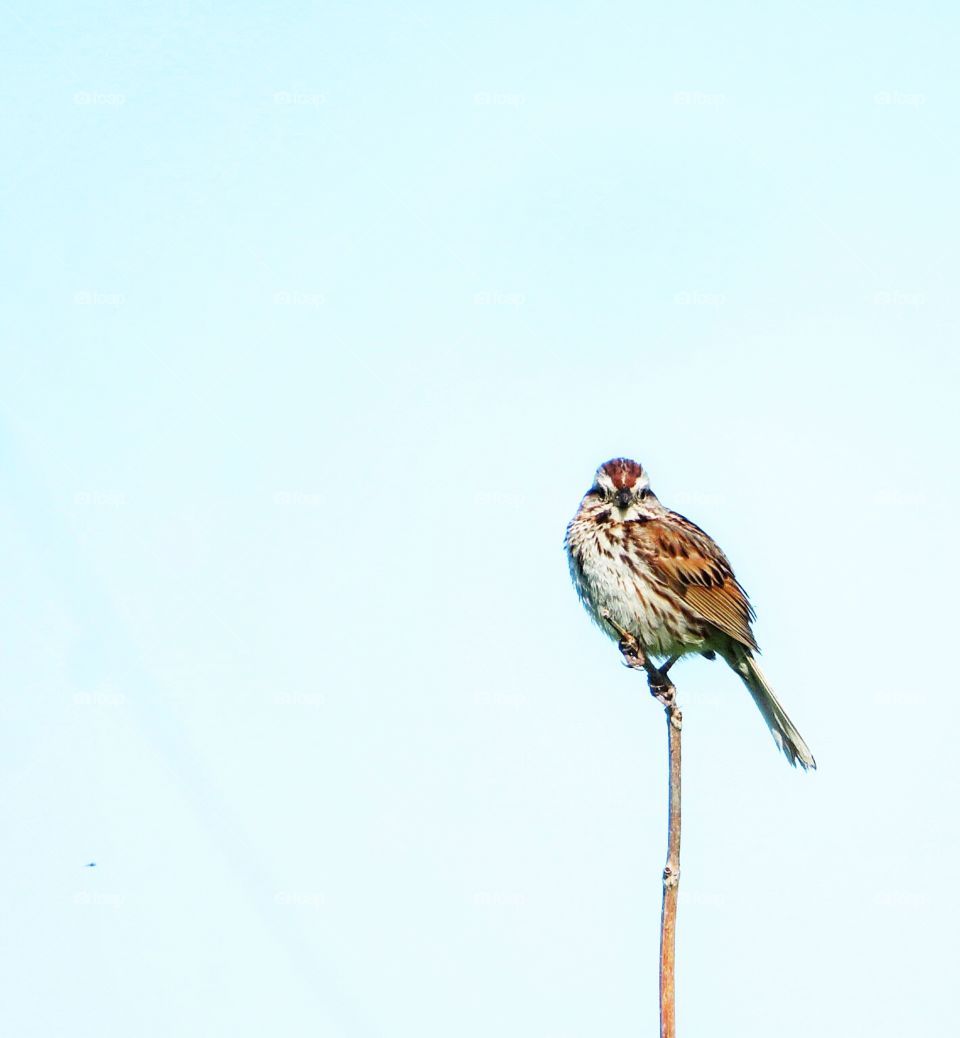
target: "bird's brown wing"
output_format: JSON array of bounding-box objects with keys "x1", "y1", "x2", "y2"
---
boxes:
[{"x1": 629, "y1": 514, "x2": 758, "y2": 650}]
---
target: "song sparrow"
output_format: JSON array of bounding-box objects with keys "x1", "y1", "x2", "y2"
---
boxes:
[{"x1": 565, "y1": 458, "x2": 816, "y2": 769}]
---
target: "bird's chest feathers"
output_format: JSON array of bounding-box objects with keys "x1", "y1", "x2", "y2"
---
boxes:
[
  {"x1": 568, "y1": 519, "x2": 643, "y2": 604},
  {"x1": 567, "y1": 517, "x2": 692, "y2": 656}
]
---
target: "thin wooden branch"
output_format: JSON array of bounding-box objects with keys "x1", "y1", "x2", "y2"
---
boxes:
[
  {"x1": 659, "y1": 686, "x2": 681, "y2": 1038},
  {"x1": 600, "y1": 610, "x2": 681, "y2": 1038}
]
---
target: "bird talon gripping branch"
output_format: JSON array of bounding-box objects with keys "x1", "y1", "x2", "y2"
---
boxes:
[{"x1": 619, "y1": 637, "x2": 644, "y2": 663}]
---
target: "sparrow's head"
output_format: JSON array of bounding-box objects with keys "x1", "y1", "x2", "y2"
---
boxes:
[{"x1": 590, "y1": 457, "x2": 655, "y2": 513}]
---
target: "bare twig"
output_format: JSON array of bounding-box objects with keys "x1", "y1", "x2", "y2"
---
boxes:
[
  {"x1": 600, "y1": 610, "x2": 681, "y2": 1038},
  {"x1": 659, "y1": 684, "x2": 681, "y2": 1038}
]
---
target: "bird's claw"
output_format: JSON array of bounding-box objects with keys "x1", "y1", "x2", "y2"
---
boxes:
[
  {"x1": 648, "y1": 678, "x2": 673, "y2": 699},
  {"x1": 618, "y1": 634, "x2": 642, "y2": 660},
  {"x1": 600, "y1": 609, "x2": 643, "y2": 662}
]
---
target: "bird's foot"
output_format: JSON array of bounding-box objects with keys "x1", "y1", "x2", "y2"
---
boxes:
[
  {"x1": 599, "y1": 609, "x2": 648, "y2": 671},
  {"x1": 618, "y1": 635, "x2": 647, "y2": 670},
  {"x1": 648, "y1": 673, "x2": 676, "y2": 709},
  {"x1": 599, "y1": 608, "x2": 676, "y2": 707}
]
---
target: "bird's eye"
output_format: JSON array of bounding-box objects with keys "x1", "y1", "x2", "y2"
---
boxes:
[{"x1": 639, "y1": 488, "x2": 651, "y2": 499}]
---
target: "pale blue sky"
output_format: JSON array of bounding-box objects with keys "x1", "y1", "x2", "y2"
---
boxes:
[{"x1": 2, "y1": 3, "x2": 958, "y2": 1036}]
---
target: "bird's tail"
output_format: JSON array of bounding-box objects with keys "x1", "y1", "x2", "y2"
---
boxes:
[{"x1": 724, "y1": 649, "x2": 817, "y2": 770}]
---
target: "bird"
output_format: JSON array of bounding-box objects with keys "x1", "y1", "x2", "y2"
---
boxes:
[{"x1": 565, "y1": 457, "x2": 816, "y2": 769}]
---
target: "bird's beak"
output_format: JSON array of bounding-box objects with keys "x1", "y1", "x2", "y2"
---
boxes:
[{"x1": 615, "y1": 488, "x2": 632, "y2": 509}]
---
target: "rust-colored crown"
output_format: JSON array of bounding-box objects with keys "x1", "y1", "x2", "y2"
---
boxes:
[{"x1": 599, "y1": 458, "x2": 644, "y2": 489}]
